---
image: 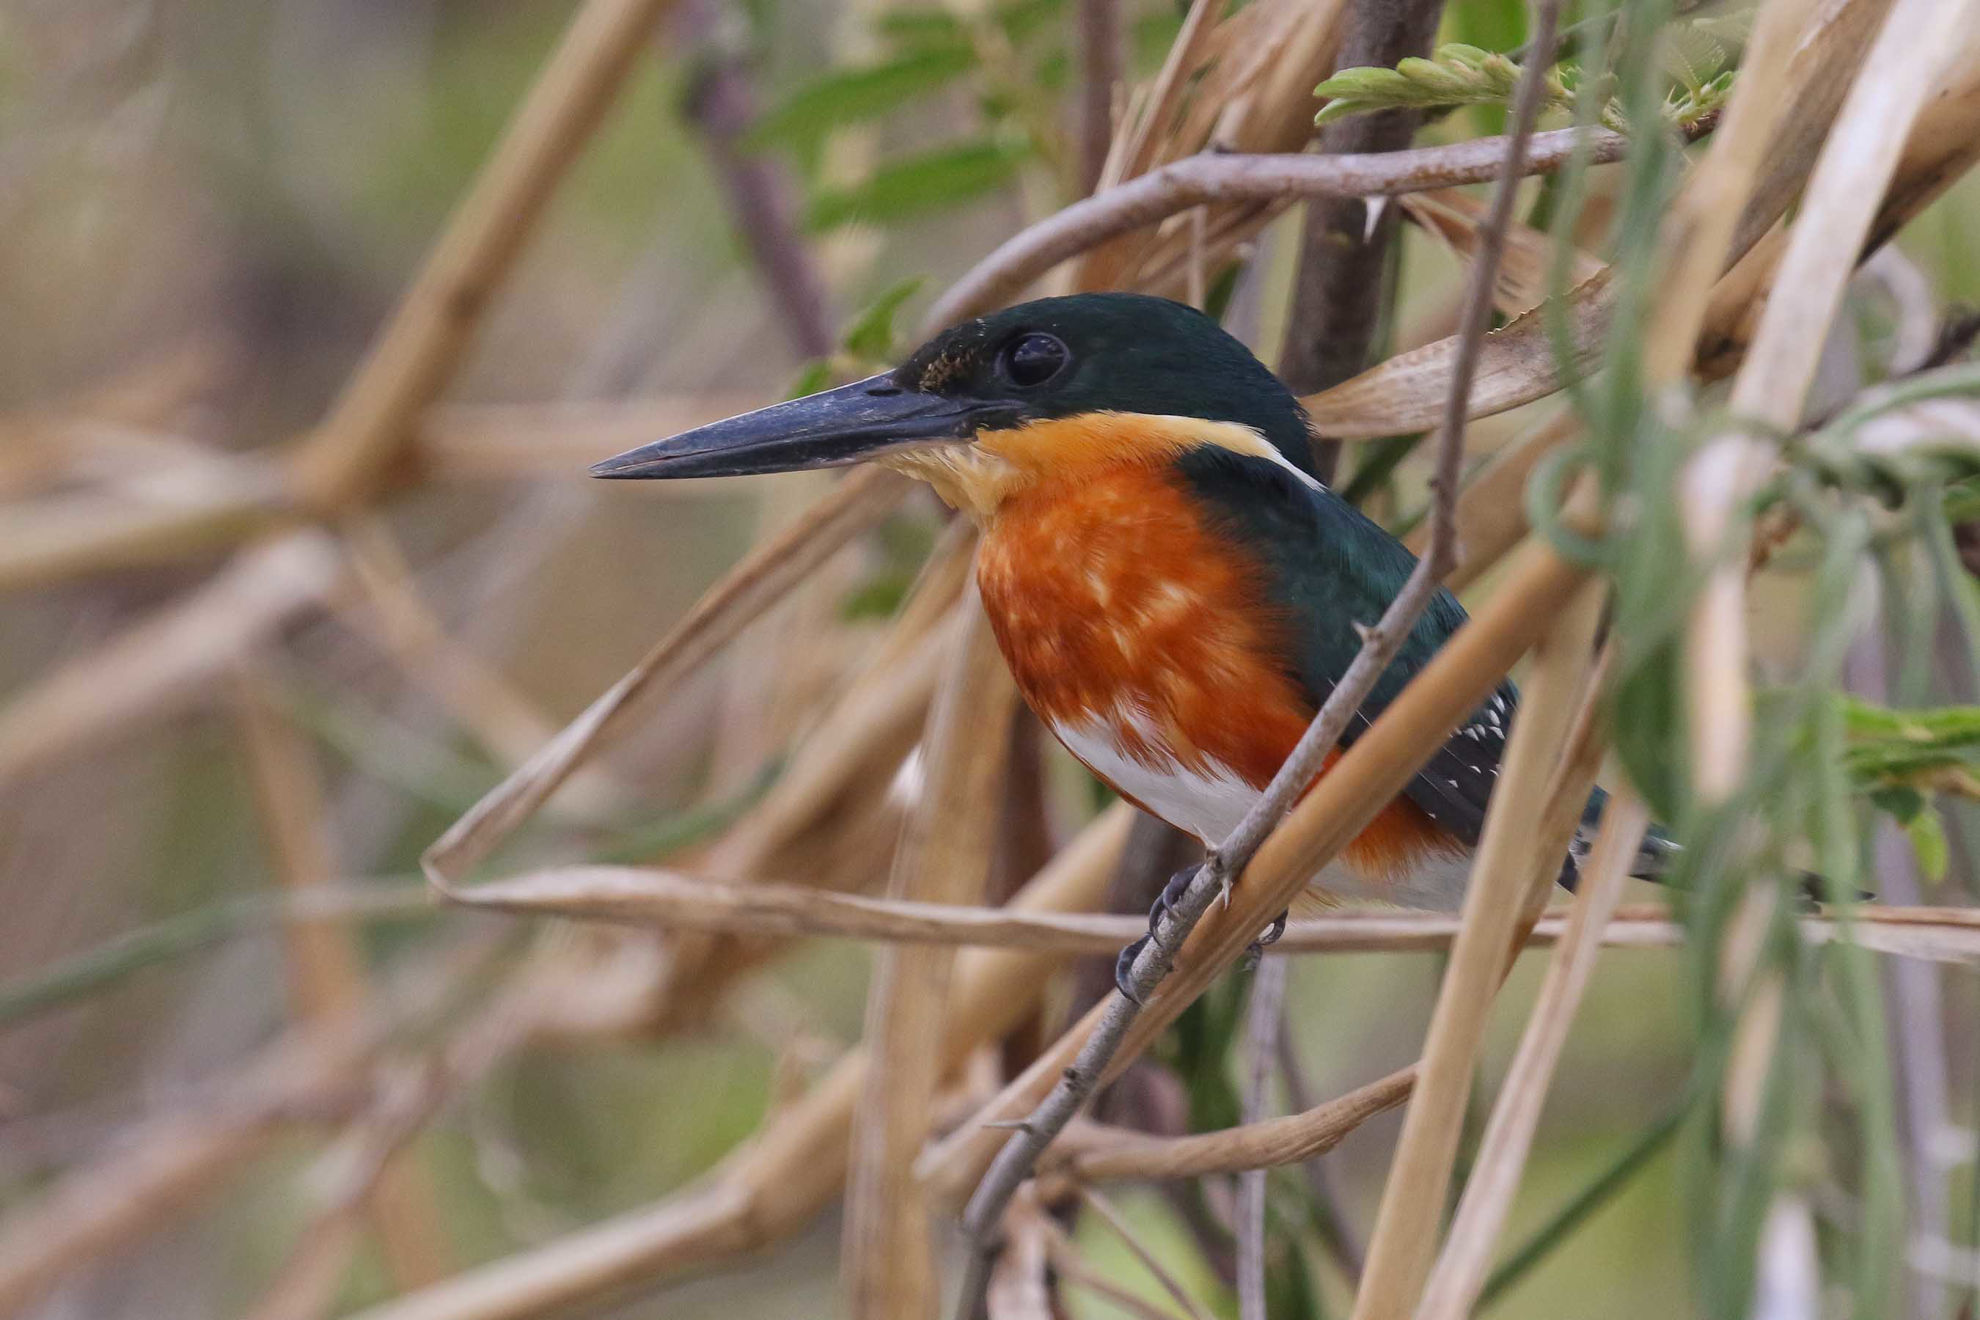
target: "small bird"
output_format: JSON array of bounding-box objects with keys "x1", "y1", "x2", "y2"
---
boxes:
[{"x1": 593, "y1": 294, "x2": 1670, "y2": 985}]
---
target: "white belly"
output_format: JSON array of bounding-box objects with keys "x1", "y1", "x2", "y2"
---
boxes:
[
  {"x1": 1049, "y1": 711, "x2": 1261, "y2": 846},
  {"x1": 1049, "y1": 707, "x2": 1474, "y2": 912}
]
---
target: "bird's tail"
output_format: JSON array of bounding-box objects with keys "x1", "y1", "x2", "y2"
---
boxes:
[{"x1": 1562, "y1": 787, "x2": 1679, "y2": 888}]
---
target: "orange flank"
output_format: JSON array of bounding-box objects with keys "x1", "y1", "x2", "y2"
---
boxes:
[{"x1": 970, "y1": 417, "x2": 1462, "y2": 888}]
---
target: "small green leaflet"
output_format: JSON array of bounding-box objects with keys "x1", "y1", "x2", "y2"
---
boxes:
[
  {"x1": 1909, "y1": 808, "x2": 1951, "y2": 882},
  {"x1": 746, "y1": 46, "x2": 976, "y2": 152}
]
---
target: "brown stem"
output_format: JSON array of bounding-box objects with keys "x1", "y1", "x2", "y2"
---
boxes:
[
  {"x1": 1278, "y1": 0, "x2": 1448, "y2": 480},
  {"x1": 924, "y1": 126, "x2": 1627, "y2": 332}
]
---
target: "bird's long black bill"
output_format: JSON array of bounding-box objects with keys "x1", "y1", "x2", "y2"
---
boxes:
[{"x1": 589, "y1": 373, "x2": 991, "y2": 479}]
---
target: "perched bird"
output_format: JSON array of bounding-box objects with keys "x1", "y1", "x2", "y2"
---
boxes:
[{"x1": 593, "y1": 293, "x2": 1670, "y2": 984}]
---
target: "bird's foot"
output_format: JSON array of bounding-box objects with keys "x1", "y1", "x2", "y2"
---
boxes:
[
  {"x1": 1114, "y1": 866, "x2": 1202, "y2": 1003},
  {"x1": 1240, "y1": 909, "x2": 1289, "y2": 971}
]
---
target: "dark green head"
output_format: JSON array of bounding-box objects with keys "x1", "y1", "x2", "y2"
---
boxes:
[{"x1": 591, "y1": 293, "x2": 1319, "y2": 482}]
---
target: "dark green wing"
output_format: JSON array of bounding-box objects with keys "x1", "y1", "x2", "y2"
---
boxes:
[{"x1": 1175, "y1": 446, "x2": 1522, "y2": 855}]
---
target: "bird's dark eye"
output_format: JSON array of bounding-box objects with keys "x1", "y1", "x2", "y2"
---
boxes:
[{"x1": 999, "y1": 333, "x2": 1069, "y2": 388}]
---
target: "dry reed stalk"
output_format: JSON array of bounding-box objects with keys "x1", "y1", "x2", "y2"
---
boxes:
[
  {"x1": 845, "y1": 600, "x2": 1019, "y2": 1318},
  {"x1": 287, "y1": 0, "x2": 685, "y2": 508},
  {"x1": 421, "y1": 465, "x2": 908, "y2": 889},
  {"x1": 1300, "y1": 268, "x2": 1614, "y2": 442},
  {"x1": 1399, "y1": 191, "x2": 1605, "y2": 319},
  {"x1": 1640, "y1": 0, "x2": 1824, "y2": 387},
  {"x1": 246, "y1": 1215, "x2": 368, "y2": 1320},
  {"x1": 1078, "y1": 0, "x2": 1350, "y2": 295},
  {"x1": 0, "y1": 531, "x2": 344, "y2": 786},
  {"x1": 258, "y1": 958, "x2": 576, "y2": 1320},
  {"x1": 1682, "y1": 0, "x2": 1980, "y2": 802},
  {"x1": 925, "y1": 128, "x2": 1629, "y2": 330},
  {"x1": 1093, "y1": 0, "x2": 1237, "y2": 198},
  {"x1": 1237, "y1": 954, "x2": 1287, "y2": 1320},
  {"x1": 0, "y1": 338, "x2": 232, "y2": 489},
  {"x1": 1346, "y1": 571, "x2": 1604, "y2": 1320},
  {"x1": 1049, "y1": 1068, "x2": 1417, "y2": 1183},
  {"x1": 1421, "y1": 59, "x2": 1980, "y2": 590},
  {"x1": 1301, "y1": 0, "x2": 1897, "y2": 442},
  {"x1": 1414, "y1": 792, "x2": 1652, "y2": 1320},
  {"x1": 615, "y1": 527, "x2": 971, "y2": 1030},
  {"x1": 1, "y1": 0, "x2": 685, "y2": 595},
  {"x1": 234, "y1": 670, "x2": 374, "y2": 1027},
  {"x1": 921, "y1": 529, "x2": 1597, "y2": 1207},
  {"x1": 0, "y1": 468, "x2": 288, "y2": 595},
  {"x1": 426, "y1": 866, "x2": 1980, "y2": 961},
  {"x1": 638, "y1": 601, "x2": 960, "y2": 1031},
  {"x1": 350, "y1": 808, "x2": 1134, "y2": 1320}
]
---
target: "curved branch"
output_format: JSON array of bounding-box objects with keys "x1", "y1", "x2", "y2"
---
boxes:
[{"x1": 924, "y1": 125, "x2": 1625, "y2": 330}]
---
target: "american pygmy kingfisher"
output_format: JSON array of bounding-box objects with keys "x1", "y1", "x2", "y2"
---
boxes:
[{"x1": 592, "y1": 294, "x2": 1671, "y2": 983}]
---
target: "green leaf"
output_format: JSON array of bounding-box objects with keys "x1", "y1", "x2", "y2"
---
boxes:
[
  {"x1": 1907, "y1": 805, "x2": 1951, "y2": 882},
  {"x1": 1868, "y1": 786, "x2": 1926, "y2": 823},
  {"x1": 803, "y1": 137, "x2": 1027, "y2": 231},
  {"x1": 873, "y1": 10, "x2": 970, "y2": 50},
  {"x1": 746, "y1": 46, "x2": 977, "y2": 152},
  {"x1": 1611, "y1": 636, "x2": 1688, "y2": 822},
  {"x1": 842, "y1": 277, "x2": 925, "y2": 360}
]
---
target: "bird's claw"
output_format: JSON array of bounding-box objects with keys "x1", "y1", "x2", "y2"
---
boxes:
[
  {"x1": 1114, "y1": 935, "x2": 1151, "y2": 1003},
  {"x1": 1240, "y1": 908, "x2": 1289, "y2": 971},
  {"x1": 1114, "y1": 867, "x2": 1201, "y2": 1002}
]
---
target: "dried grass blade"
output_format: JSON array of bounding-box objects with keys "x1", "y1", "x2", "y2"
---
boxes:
[
  {"x1": 1415, "y1": 792, "x2": 1652, "y2": 1320},
  {"x1": 1051, "y1": 1067, "x2": 1416, "y2": 1183},
  {"x1": 1683, "y1": 0, "x2": 1980, "y2": 802},
  {"x1": 1347, "y1": 578, "x2": 1608, "y2": 1320},
  {"x1": 350, "y1": 808, "x2": 1134, "y2": 1320},
  {"x1": 845, "y1": 600, "x2": 1019, "y2": 1317},
  {"x1": 1301, "y1": 269, "x2": 1613, "y2": 441},
  {"x1": 1400, "y1": 190, "x2": 1605, "y2": 319},
  {"x1": 289, "y1": 0, "x2": 688, "y2": 506},
  {"x1": 0, "y1": 531, "x2": 344, "y2": 786},
  {"x1": 420, "y1": 467, "x2": 908, "y2": 890}
]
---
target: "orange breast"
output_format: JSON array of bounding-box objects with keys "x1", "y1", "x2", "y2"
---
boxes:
[{"x1": 975, "y1": 462, "x2": 1461, "y2": 886}]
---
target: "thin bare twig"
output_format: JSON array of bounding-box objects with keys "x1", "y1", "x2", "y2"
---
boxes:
[
  {"x1": 844, "y1": 601, "x2": 1017, "y2": 1317},
  {"x1": 924, "y1": 126, "x2": 1626, "y2": 331},
  {"x1": 1414, "y1": 792, "x2": 1651, "y2": 1320},
  {"x1": 683, "y1": 11, "x2": 835, "y2": 360},
  {"x1": 948, "y1": 20, "x2": 1561, "y2": 1311},
  {"x1": 1047, "y1": 1068, "x2": 1417, "y2": 1183},
  {"x1": 1276, "y1": 1017, "x2": 1364, "y2": 1280},
  {"x1": 435, "y1": 865, "x2": 1980, "y2": 961},
  {"x1": 1237, "y1": 957, "x2": 1287, "y2": 1320}
]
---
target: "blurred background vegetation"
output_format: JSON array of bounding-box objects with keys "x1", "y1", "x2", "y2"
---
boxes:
[{"x1": 3, "y1": 1, "x2": 1980, "y2": 1317}]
